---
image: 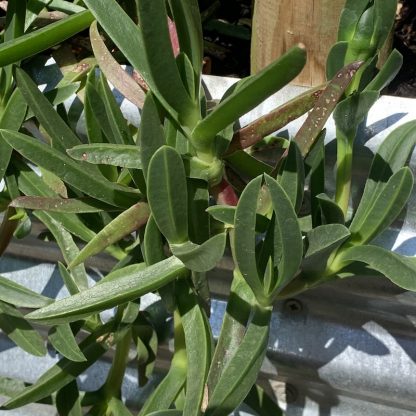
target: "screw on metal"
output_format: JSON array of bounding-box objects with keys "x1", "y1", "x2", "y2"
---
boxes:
[{"x1": 284, "y1": 298, "x2": 303, "y2": 313}]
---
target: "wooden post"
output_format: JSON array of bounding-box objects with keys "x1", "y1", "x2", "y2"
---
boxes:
[{"x1": 251, "y1": 0, "x2": 345, "y2": 86}]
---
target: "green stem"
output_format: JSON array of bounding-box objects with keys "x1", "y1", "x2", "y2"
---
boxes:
[
  {"x1": 103, "y1": 327, "x2": 132, "y2": 398},
  {"x1": 335, "y1": 130, "x2": 354, "y2": 216}
]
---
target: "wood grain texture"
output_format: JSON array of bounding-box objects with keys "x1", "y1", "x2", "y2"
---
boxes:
[{"x1": 251, "y1": 0, "x2": 344, "y2": 86}]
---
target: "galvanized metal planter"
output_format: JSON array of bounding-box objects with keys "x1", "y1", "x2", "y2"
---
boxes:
[{"x1": 1, "y1": 69, "x2": 416, "y2": 415}]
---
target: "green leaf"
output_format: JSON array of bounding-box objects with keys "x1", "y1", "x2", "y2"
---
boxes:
[
  {"x1": 26, "y1": 257, "x2": 186, "y2": 325},
  {"x1": 337, "y1": 0, "x2": 369, "y2": 42},
  {"x1": 68, "y1": 202, "x2": 149, "y2": 269},
  {"x1": 0, "y1": 88, "x2": 27, "y2": 181},
  {"x1": 97, "y1": 71, "x2": 135, "y2": 145},
  {"x1": 67, "y1": 144, "x2": 141, "y2": 168},
  {"x1": 1, "y1": 130, "x2": 141, "y2": 208},
  {"x1": 0, "y1": 324, "x2": 116, "y2": 410},
  {"x1": 168, "y1": 0, "x2": 203, "y2": 94},
  {"x1": 107, "y1": 397, "x2": 134, "y2": 416},
  {"x1": 364, "y1": 49, "x2": 403, "y2": 93},
  {"x1": 333, "y1": 91, "x2": 379, "y2": 141},
  {"x1": 303, "y1": 224, "x2": 350, "y2": 276},
  {"x1": 48, "y1": 0, "x2": 86, "y2": 14},
  {"x1": 277, "y1": 140, "x2": 304, "y2": 212},
  {"x1": 264, "y1": 174, "x2": 303, "y2": 295},
  {"x1": 326, "y1": 42, "x2": 348, "y2": 79},
  {"x1": 139, "y1": 366, "x2": 186, "y2": 416},
  {"x1": 225, "y1": 150, "x2": 273, "y2": 178},
  {"x1": 147, "y1": 146, "x2": 188, "y2": 244},
  {"x1": 25, "y1": 0, "x2": 50, "y2": 31},
  {"x1": 0, "y1": 301, "x2": 46, "y2": 357},
  {"x1": 14, "y1": 160, "x2": 97, "y2": 242},
  {"x1": 348, "y1": 167, "x2": 413, "y2": 245},
  {"x1": 338, "y1": 245, "x2": 416, "y2": 290},
  {"x1": 192, "y1": 45, "x2": 306, "y2": 143},
  {"x1": 234, "y1": 176, "x2": 264, "y2": 300},
  {"x1": 244, "y1": 384, "x2": 283, "y2": 416},
  {"x1": 26, "y1": 83, "x2": 81, "y2": 120},
  {"x1": 56, "y1": 381, "x2": 82, "y2": 416},
  {"x1": 137, "y1": 0, "x2": 198, "y2": 126},
  {"x1": 207, "y1": 271, "x2": 254, "y2": 393},
  {"x1": 176, "y1": 280, "x2": 212, "y2": 416},
  {"x1": 0, "y1": 275, "x2": 52, "y2": 308},
  {"x1": 206, "y1": 304, "x2": 272, "y2": 416},
  {"x1": 146, "y1": 411, "x2": 183, "y2": 416},
  {"x1": 0, "y1": 11, "x2": 93, "y2": 68},
  {"x1": 171, "y1": 233, "x2": 226, "y2": 272},
  {"x1": 11, "y1": 196, "x2": 117, "y2": 213},
  {"x1": 349, "y1": 120, "x2": 416, "y2": 236},
  {"x1": 140, "y1": 93, "x2": 166, "y2": 179},
  {"x1": 316, "y1": 194, "x2": 345, "y2": 225},
  {"x1": 48, "y1": 324, "x2": 86, "y2": 362},
  {"x1": 89, "y1": 21, "x2": 145, "y2": 109},
  {"x1": 34, "y1": 212, "x2": 89, "y2": 292}
]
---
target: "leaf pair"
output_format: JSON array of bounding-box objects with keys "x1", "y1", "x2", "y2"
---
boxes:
[
  {"x1": 234, "y1": 174, "x2": 302, "y2": 306},
  {"x1": 147, "y1": 146, "x2": 226, "y2": 272}
]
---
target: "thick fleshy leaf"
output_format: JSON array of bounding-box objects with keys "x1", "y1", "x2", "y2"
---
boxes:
[
  {"x1": 348, "y1": 168, "x2": 413, "y2": 245},
  {"x1": 0, "y1": 275, "x2": 52, "y2": 308},
  {"x1": 192, "y1": 45, "x2": 306, "y2": 143},
  {"x1": 26, "y1": 257, "x2": 186, "y2": 325},
  {"x1": 137, "y1": 0, "x2": 198, "y2": 127},
  {"x1": 365, "y1": 49, "x2": 403, "y2": 93},
  {"x1": 11, "y1": 196, "x2": 117, "y2": 213},
  {"x1": 333, "y1": 91, "x2": 379, "y2": 141},
  {"x1": 206, "y1": 304, "x2": 272, "y2": 416},
  {"x1": 48, "y1": 324, "x2": 86, "y2": 362},
  {"x1": 277, "y1": 140, "x2": 304, "y2": 212},
  {"x1": 316, "y1": 194, "x2": 345, "y2": 225},
  {"x1": 34, "y1": 212, "x2": 89, "y2": 292},
  {"x1": 337, "y1": 0, "x2": 369, "y2": 42},
  {"x1": 89, "y1": 21, "x2": 145, "y2": 108},
  {"x1": 139, "y1": 365, "x2": 186, "y2": 416},
  {"x1": 338, "y1": 245, "x2": 416, "y2": 290},
  {"x1": 97, "y1": 71, "x2": 135, "y2": 146},
  {"x1": 26, "y1": 83, "x2": 81, "y2": 120},
  {"x1": 1, "y1": 130, "x2": 140, "y2": 208},
  {"x1": 168, "y1": 0, "x2": 203, "y2": 93},
  {"x1": 14, "y1": 160, "x2": 97, "y2": 243},
  {"x1": 0, "y1": 11, "x2": 93, "y2": 67},
  {"x1": 14, "y1": 64, "x2": 80, "y2": 153},
  {"x1": 176, "y1": 280, "x2": 212, "y2": 416},
  {"x1": 234, "y1": 176, "x2": 264, "y2": 299},
  {"x1": 0, "y1": 324, "x2": 117, "y2": 410},
  {"x1": 227, "y1": 85, "x2": 322, "y2": 155},
  {"x1": 68, "y1": 202, "x2": 149, "y2": 269},
  {"x1": 295, "y1": 61, "x2": 363, "y2": 156},
  {"x1": 264, "y1": 174, "x2": 303, "y2": 295},
  {"x1": 326, "y1": 42, "x2": 349, "y2": 79},
  {"x1": 147, "y1": 146, "x2": 188, "y2": 244},
  {"x1": 56, "y1": 381, "x2": 82, "y2": 416},
  {"x1": 48, "y1": 0, "x2": 86, "y2": 14},
  {"x1": 0, "y1": 88, "x2": 27, "y2": 181},
  {"x1": 68, "y1": 144, "x2": 141, "y2": 168},
  {"x1": 225, "y1": 150, "x2": 273, "y2": 178},
  {"x1": 206, "y1": 205, "x2": 270, "y2": 232},
  {"x1": 171, "y1": 233, "x2": 226, "y2": 272},
  {"x1": 140, "y1": 93, "x2": 166, "y2": 179},
  {"x1": 107, "y1": 397, "x2": 134, "y2": 416},
  {"x1": 303, "y1": 224, "x2": 350, "y2": 276},
  {"x1": 349, "y1": 120, "x2": 416, "y2": 236},
  {"x1": 146, "y1": 411, "x2": 182, "y2": 416},
  {"x1": 0, "y1": 301, "x2": 46, "y2": 357},
  {"x1": 244, "y1": 384, "x2": 283, "y2": 416},
  {"x1": 207, "y1": 271, "x2": 254, "y2": 393}
]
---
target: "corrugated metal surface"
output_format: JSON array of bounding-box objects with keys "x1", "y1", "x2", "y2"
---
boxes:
[{"x1": 1, "y1": 70, "x2": 416, "y2": 414}]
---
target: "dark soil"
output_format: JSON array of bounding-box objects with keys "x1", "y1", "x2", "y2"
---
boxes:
[{"x1": 201, "y1": 0, "x2": 416, "y2": 98}]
